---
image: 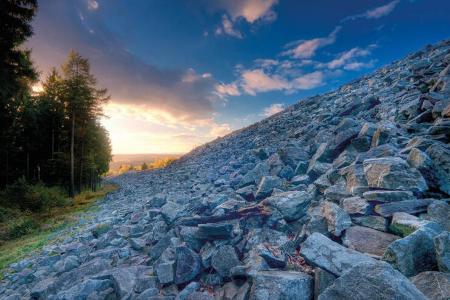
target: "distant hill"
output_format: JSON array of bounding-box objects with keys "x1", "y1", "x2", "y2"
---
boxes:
[{"x1": 108, "y1": 153, "x2": 182, "y2": 175}]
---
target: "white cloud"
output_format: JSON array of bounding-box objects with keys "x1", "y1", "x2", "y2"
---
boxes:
[
  {"x1": 217, "y1": 0, "x2": 279, "y2": 23},
  {"x1": 365, "y1": 0, "x2": 400, "y2": 19},
  {"x1": 209, "y1": 123, "x2": 232, "y2": 137},
  {"x1": 282, "y1": 26, "x2": 341, "y2": 59},
  {"x1": 343, "y1": 0, "x2": 400, "y2": 22},
  {"x1": 215, "y1": 15, "x2": 243, "y2": 38},
  {"x1": 241, "y1": 69, "x2": 289, "y2": 95},
  {"x1": 327, "y1": 47, "x2": 371, "y2": 69},
  {"x1": 262, "y1": 103, "x2": 285, "y2": 117},
  {"x1": 215, "y1": 82, "x2": 241, "y2": 97},
  {"x1": 211, "y1": 0, "x2": 278, "y2": 38},
  {"x1": 293, "y1": 71, "x2": 324, "y2": 90},
  {"x1": 240, "y1": 68, "x2": 324, "y2": 95},
  {"x1": 343, "y1": 60, "x2": 375, "y2": 71},
  {"x1": 87, "y1": 0, "x2": 99, "y2": 11}
]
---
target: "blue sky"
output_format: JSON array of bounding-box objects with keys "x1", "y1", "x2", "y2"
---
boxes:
[{"x1": 29, "y1": 0, "x2": 450, "y2": 153}]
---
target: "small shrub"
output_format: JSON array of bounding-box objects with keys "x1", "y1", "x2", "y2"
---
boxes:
[
  {"x1": 5, "y1": 216, "x2": 39, "y2": 239},
  {"x1": 4, "y1": 178, "x2": 67, "y2": 212}
]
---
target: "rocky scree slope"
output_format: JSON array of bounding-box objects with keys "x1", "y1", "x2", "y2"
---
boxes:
[{"x1": 2, "y1": 40, "x2": 450, "y2": 300}]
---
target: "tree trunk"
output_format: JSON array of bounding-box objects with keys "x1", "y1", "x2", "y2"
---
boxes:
[
  {"x1": 78, "y1": 140, "x2": 84, "y2": 192},
  {"x1": 26, "y1": 151, "x2": 30, "y2": 180},
  {"x1": 51, "y1": 129, "x2": 55, "y2": 159},
  {"x1": 70, "y1": 111, "x2": 75, "y2": 197}
]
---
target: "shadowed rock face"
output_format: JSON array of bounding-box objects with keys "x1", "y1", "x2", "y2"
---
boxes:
[{"x1": 2, "y1": 40, "x2": 450, "y2": 300}]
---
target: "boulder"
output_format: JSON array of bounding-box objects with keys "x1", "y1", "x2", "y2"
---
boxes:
[
  {"x1": 425, "y1": 143, "x2": 450, "y2": 194},
  {"x1": 426, "y1": 200, "x2": 450, "y2": 231},
  {"x1": 196, "y1": 223, "x2": 233, "y2": 240},
  {"x1": 411, "y1": 271, "x2": 450, "y2": 300},
  {"x1": 263, "y1": 191, "x2": 313, "y2": 222},
  {"x1": 351, "y1": 215, "x2": 388, "y2": 232},
  {"x1": 375, "y1": 199, "x2": 434, "y2": 217},
  {"x1": 341, "y1": 197, "x2": 370, "y2": 215},
  {"x1": 362, "y1": 190, "x2": 414, "y2": 202},
  {"x1": 390, "y1": 212, "x2": 430, "y2": 236},
  {"x1": 313, "y1": 268, "x2": 336, "y2": 300},
  {"x1": 211, "y1": 245, "x2": 241, "y2": 278},
  {"x1": 255, "y1": 176, "x2": 283, "y2": 200},
  {"x1": 434, "y1": 231, "x2": 450, "y2": 273},
  {"x1": 363, "y1": 157, "x2": 427, "y2": 193},
  {"x1": 342, "y1": 226, "x2": 399, "y2": 257},
  {"x1": 249, "y1": 271, "x2": 313, "y2": 300},
  {"x1": 175, "y1": 245, "x2": 202, "y2": 284},
  {"x1": 383, "y1": 222, "x2": 443, "y2": 277},
  {"x1": 318, "y1": 261, "x2": 427, "y2": 300},
  {"x1": 300, "y1": 233, "x2": 376, "y2": 276},
  {"x1": 320, "y1": 201, "x2": 352, "y2": 237}
]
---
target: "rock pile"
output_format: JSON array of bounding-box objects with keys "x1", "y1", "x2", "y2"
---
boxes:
[{"x1": 2, "y1": 40, "x2": 450, "y2": 299}]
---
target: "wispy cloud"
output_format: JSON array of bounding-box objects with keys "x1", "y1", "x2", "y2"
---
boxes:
[
  {"x1": 324, "y1": 45, "x2": 376, "y2": 69},
  {"x1": 343, "y1": 0, "x2": 400, "y2": 22},
  {"x1": 282, "y1": 26, "x2": 341, "y2": 59},
  {"x1": 215, "y1": 15, "x2": 243, "y2": 38},
  {"x1": 262, "y1": 103, "x2": 285, "y2": 117}
]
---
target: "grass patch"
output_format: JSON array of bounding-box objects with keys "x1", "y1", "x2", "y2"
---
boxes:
[{"x1": 0, "y1": 184, "x2": 117, "y2": 273}]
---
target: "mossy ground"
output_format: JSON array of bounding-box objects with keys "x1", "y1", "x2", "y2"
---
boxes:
[{"x1": 0, "y1": 184, "x2": 117, "y2": 273}]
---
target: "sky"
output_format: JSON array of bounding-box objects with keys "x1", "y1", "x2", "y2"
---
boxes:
[{"x1": 28, "y1": 0, "x2": 450, "y2": 154}]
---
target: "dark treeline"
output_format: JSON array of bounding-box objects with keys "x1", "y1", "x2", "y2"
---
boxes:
[{"x1": 0, "y1": 0, "x2": 112, "y2": 199}]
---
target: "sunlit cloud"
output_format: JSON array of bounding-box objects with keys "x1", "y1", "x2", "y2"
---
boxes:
[
  {"x1": 86, "y1": 0, "x2": 99, "y2": 11},
  {"x1": 282, "y1": 26, "x2": 341, "y2": 59},
  {"x1": 102, "y1": 103, "x2": 232, "y2": 153},
  {"x1": 262, "y1": 103, "x2": 285, "y2": 117},
  {"x1": 215, "y1": 82, "x2": 241, "y2": 98},
  {"x1": 210, "y1": 0, "x2": 279, "y2": 38}
]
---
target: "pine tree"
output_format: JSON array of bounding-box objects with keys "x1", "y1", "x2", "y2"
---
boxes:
[{"x1": 60, "y1": 51, "x2": 109, "y2": 197}]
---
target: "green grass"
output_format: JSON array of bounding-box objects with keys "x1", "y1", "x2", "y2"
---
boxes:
[{"x1": 0, "y1": 184, "x2": 117, "y2": 273}]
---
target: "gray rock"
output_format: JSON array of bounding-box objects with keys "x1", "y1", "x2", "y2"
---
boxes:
[
  {"x1": 383, "y1": 222, "x2": 443, "y2": 277},
  {"x1": 313, "y1": 268, "x2": 336, "y2": 300},
  {"x1": 55, "y1": 278, "x2": 113, "y2": 300},
  {"x1": 390, "y1": 212, "x2": 429, "y2": 236},
  {"x1": 343, "y1": 226, "x2": 399, "y2": 257},
  {"x1": 156, "y1": 261, "x2": 175, "y2": 284},
  {"x1": 249, "y1": 271, "x2": 313, "y2": 300},
  {"x1": 318, "y1": 261, "x2": 427, "y2": 300},
  {"x1": 137, "y1": 288, "x2": 159, "y2": 300},
  {"x1": 362, "y1": 190, "x2": 414, "y2": 202},
  {"x1": 426, "y1": 200, "x2": 450, "y2": 231},
  {"x1": 351, "y1": 215, "x2": 388, "y2": 232},
  {"x1": 426, "y1": 143, "x2": 450, "y2": 194},
  {"x1": 341, "y1": 197, "x2": 370, "y2": 215},
  {"x1": 211, "y1": 245, "x2": 241, "y2": 278},
  {"x1": 255, "y1": 176, "x2": 283, "y2": 200},
  {"x1": 177, "y1": 282, "x2": 200, "y2": 300},
  {"x1": 175, "y1": 245, "x2": 202, "y2": 284},
  {"x1": 300, "y1": 233, "x2": 376, "y2": 276},
  {"x1": 30, "y1": 278, "x2": 56, "y2": 299},
  {"x1": 411, "y1": 271, "x2": 450, "y2": 300},
  {"x1": 320, "y1": 201, "x2": 352, "y2": 237},
  {"x1": 54, "y1": 256, "x2": 80, "y2": 274},
  {"x1": 263, "y1": 190, "x2": 313, "y2": 222},
  {"x1": 434, "y1": 231, "x2": 450, "y2": 272},
  {"x1": 363, "y1": 157, "x2": 427, "y2": 193},
  {"x1": 196, "y1": 223, "x2": 233, "y2": 240},
  {"x1": 375, "y1": 199, "x2": 434, "y2": 217}
]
